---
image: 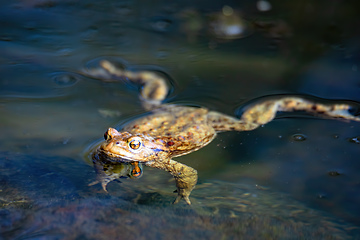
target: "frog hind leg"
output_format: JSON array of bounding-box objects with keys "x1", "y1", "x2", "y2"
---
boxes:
[
  {"x1": 100, "y1": 60, "x2": 168, "y2": 110},
  {"x1": 145, "y1": 159, "x2": 197, "y2": 205},
  {"x1": 207, "y1": 111, "x2": 259, "y2": 132},
  {"x1": 208, "y1": 96, "x2": 360, "y2": 132}
]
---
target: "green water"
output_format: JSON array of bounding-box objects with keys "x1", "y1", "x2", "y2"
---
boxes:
[{"x1": 1, "y1": 0, "x2": 360, "y2": 239}]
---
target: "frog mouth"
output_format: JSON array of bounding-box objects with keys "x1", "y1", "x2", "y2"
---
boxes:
[{"x1": 96, "y1": 148, "x2": 137, "y2": 163}]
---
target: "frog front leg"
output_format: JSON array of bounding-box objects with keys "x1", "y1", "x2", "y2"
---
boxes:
[{"x1": 145, "y1": 159, "x2": 198, "y2": 205}]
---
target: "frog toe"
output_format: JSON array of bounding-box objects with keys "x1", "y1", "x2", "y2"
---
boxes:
[{"x1": 173, "y1": 193, "x2": 191, "y2": 205}]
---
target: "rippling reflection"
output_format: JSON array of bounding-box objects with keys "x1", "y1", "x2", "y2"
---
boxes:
[{"x1": 90, "y1": 150, "x2": 143, "y2": 192}]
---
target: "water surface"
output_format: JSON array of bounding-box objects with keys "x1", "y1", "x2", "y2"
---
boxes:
[{"x1": 1, "y1": 0, "x2": 360, "y2": 239}]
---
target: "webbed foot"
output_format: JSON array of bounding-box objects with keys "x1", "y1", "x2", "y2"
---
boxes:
[
  {"x1": 172, "y1": 168, "x2": 198, "y2": 205},
  {"x1": 173, "y1": 188, "x2": 192, "y2": 205},
  {"x1": 145, "y1": 159, "x2": 198, "y2": 205}
]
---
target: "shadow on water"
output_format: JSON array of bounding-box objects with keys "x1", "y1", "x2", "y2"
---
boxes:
[{"x1": 1, "y1": 0, "x2": 360, "y2": 239}]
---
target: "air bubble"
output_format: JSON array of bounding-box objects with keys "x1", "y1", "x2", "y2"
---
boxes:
[
  {"x1": 149, "y1": 17, "x2": 174, "y2": 33},
  {"x1": 317, "y1": 193, "x2": 327, "y2": 199},
  {"x1": 352, "y1": 64, "x2": 358, "y2": 72},
  {"x1": 257, "y1": 0, "x2": 272, "y2": 12},
  {"x1": 332, "y1": 134, "x2": 340, "y2": 139},
  {"x1": 328, "y1": 170, "x2": 341, "y2": 176},
  {"x1": 348, "y1": 136, "x2": 360, "y2": 144},
  {"x1": 291, "y1": 133, "x2": 307, "y2": 142},
  {"x1": 222, "y1": 5, "x2": 234, "y2": 16},
  {"x1": 52, "y1": 73, "x2": 79, "y2": 87},
  {"x1": 155, "y1": 51, "x2": 169, "y2": 60},
  {"x1": 56, "y1": 48, "x2": 73, "y2": 56}
]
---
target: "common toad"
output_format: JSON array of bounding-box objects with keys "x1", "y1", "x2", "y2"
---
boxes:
[{"x1": 90, "y1": 60, "x2": 360, "y2": 204}]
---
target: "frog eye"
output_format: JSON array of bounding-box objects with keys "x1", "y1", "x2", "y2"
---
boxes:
[
  {"x1": 104, "y1": 131, "x2": 109, "y2": 140},
  {"x1": 104, "y1": 128, "x2": 120, "y2": 140},
  {"x1": 128, "y1": 138, "x2": 142, "y2": 151}
]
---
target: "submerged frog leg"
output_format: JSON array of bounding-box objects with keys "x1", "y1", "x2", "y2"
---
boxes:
[
  {"x1": 88, "y1": 178, "x2": 111, "y2": 192},
  {"x1": 100, "y1": 60, "x2": 168, "y2": 110},
  {"x1": 145, "y1": 159, "x2": 198, "y2": 205},
  {"x1": 208, "y1": 96, "x2": 360, "y2": 132}
]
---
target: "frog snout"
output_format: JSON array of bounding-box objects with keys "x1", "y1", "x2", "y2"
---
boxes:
[{"x1": 101, "y1": 141, "x2": 114, "y2": 151}]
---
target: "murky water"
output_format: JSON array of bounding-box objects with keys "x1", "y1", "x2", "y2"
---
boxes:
[{"x1": 1, "y1": 0, "x2": 360, "y2": 239}]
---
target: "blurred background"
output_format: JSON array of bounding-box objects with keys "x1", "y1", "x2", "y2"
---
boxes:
[{"x1": 1, "y1": 0, "x2": 360, "y2": 239}]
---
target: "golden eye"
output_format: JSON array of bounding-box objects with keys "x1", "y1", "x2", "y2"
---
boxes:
[{"x1": 128, "y1": 138, "x2": 141, "y2": 150}]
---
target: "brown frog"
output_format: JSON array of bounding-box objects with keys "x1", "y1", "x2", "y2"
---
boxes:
[{"x1": 90, "y1": 60, "x2": 360, "y2": 205}]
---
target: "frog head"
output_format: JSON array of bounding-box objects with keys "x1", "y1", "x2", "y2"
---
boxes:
[{"x1": 99, "y1": 128, "x2": 167, "y2": 162}]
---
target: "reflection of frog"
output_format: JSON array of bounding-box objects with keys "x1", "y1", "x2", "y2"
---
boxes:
[
  {"x1": 89, "y1": 60, "x2": 360, "y2": 205},
  {"x1": 89, "y1": 152, "x2": 143, "y2": 191}
]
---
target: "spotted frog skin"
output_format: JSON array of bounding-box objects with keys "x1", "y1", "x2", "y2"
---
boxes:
[{"x1": 90, "y1": 60, "x2": 360, "y2": 205}]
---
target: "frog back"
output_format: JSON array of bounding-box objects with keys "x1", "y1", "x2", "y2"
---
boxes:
[{"x1": 122, "y1": 106, "x2": 216, "y2": 157}]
